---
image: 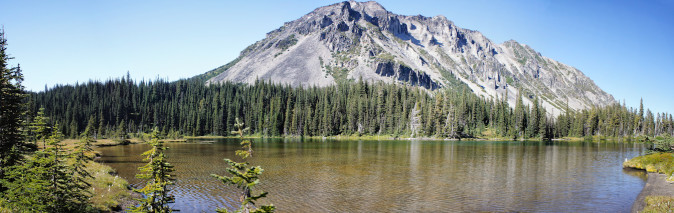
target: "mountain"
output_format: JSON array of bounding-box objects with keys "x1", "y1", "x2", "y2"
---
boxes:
[{"x1": 204, "y1": 0, "x2": 615, "y2": 115}]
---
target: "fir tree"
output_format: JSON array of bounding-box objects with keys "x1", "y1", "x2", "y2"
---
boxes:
[
  {"x1": 29, "y1": 107, "x2": 50, "y2": 149},
  {"x1": 211, "y1": 118, "x2": 275, "y2": 213},
  {"x1": 2, "y1": 125, "x2": 92, "y2": 212},
  {"x1": 0, "y1": 28, "x2": 32, "y2": 193},
  {"x1": 131, "y1": 127, "x2": 176, "y2": 213},
  {"x1": 24, "y1": 68, "x2": 674, "y2": 142},
  {"x1": 97, "y1": 111, "x2": 105, "y2": 139},
  {"x1": 71, "y1": 116, "x2": 96, "y2": 202},
  {"x1": 115, "y1": 120, "x2": 127, "y2": 143}
]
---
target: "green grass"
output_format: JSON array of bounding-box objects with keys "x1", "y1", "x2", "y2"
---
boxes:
[
  {"x1": 183, "y1": 135, "x2": 229, "y2": 139},
  {"x1": 641, "y1": 196, "x2": 674, "y2": 213},
  {"x1": 87, "y1": 161, "x2": 134, "y2": 212},
  {"x1": 623, "y1": 152, "x2": 674, "y2": 178},
  {"x1": 70, "y1": 140, "x2": 136, "y2": 211}
]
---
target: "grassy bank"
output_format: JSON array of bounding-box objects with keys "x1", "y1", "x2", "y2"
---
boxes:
[
  {"x1": 623, "y1": 152, "x2": 674, "y2": 182},
  {"x1": 641, "y1": 196, "x2": 674, "y2": 213},
  {"x1": 624, "y1": 136, "x2": 674, "y2": 212},
  {"x1": 87, "y1": 137, "x2": 186, "y2": 147},
  {"x1": 58, "y1": 140, "x2": 137, "y2": 212},
  {"x1": 86, "y1": 160, "x2": 135, "y2": 211}
]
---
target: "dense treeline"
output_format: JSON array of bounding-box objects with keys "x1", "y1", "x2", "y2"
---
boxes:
[
  {"x1": 27, "y1": 74, "x2": 674, "y2": 140},
  {"x1": 553, "y1": 98, "x2": 674, "y2": 139}
]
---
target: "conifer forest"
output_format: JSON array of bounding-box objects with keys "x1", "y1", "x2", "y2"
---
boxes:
[{"x1": 27, "y1": 75, "x2": 674, "y2": 141}]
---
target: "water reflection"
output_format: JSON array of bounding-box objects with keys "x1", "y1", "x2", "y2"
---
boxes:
[{"x1": 97, "y1": 139, "x2": 646, "y2": 212}]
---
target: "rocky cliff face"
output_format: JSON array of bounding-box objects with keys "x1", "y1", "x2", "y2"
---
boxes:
[{"x1": 206, "y1": 1, "x2": 615, "y2": 114}]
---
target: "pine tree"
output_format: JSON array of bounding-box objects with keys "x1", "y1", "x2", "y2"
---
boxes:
[
  {"x1": 69, "y1": 118, "x2": 78, "y2": 139},
  {"x1": 131, "y1": 127, "x2": 176, "y2": 213},
  {"x1": 409, "y1": 102, "x2": 422, "y2": 138},
  {"x1": 115, "y1": 120, "x2": 127, "y2": 143},
  {"x1": 211, "y1": 118, "x2": 275, "y2": 213},
  {"x1": 2, "y1": 125, "x2": 92, "y2": 212},
  {"x1": 587, "y1": 108, "x2": 599, "y2": 136},
  {"x1": 97, "y1": 111, "x2": 105, "y2": 139},
  {"x1": 433, "y1": 92, "x2": 444, "y2": 136},
  {"x1": 45, "y1": 125, "x2": 90, "y2": 212},
  {"x1": 0, "y1": 28, "x2": 32, "y2": 193},
  {"x1": 635, "y1": 98, "x2": 644, "y2": 135},
  {"x1": 23, "y1": 63, "x2": 673, "y2": 142},
  {"x1": 514, "y1": 90, "x2": 526, "y2": 138},
  {"x1": 528, "y1": 96, "x2": 541, "y2": 138},
  {"x1": 538, "y1": 106, "x2": 548, "y2": 139},
  {"x1": 30, "y1": 107, "x2": 50, "y2": 149},
  {"x1": 72, "y1": 116, "x2": 96, "y2": 203}
]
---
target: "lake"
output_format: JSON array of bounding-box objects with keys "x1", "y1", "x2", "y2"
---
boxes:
[{"x1": 96, "y1": 139, "x2": 647, "y2": 212}]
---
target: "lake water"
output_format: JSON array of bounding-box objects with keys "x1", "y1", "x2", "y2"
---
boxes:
[{"x1": 96, "y1": 139, "x2": 647, "y2": 212}]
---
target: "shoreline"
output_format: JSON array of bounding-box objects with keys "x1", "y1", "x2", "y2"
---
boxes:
[
  {"x1": 630, "y1": 172, "x2": 674, "y2": 213},
  {"x1": 95, "y1": 136, "x2": 656, "y2": 212},
  {"x1": 183, "y1": 134, "x2": 638, "y2": 142}
]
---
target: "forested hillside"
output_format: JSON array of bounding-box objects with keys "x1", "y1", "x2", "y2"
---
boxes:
[{"x1": 27, "y1": 76, "x2": 674, "y2": 140}]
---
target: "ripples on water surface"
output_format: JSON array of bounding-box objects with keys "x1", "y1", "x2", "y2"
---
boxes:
[{"x1": 97, "y1": 139, "x2": 646, "y2": 212}]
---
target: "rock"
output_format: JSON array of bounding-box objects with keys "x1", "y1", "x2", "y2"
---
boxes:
[{"x1": 205, "y1": 1, "x2": 615, "y2": 114}]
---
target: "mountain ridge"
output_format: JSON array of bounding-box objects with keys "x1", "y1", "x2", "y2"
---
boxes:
[{"x1": 203, "y1": 0, "x2": 615, "y2": 115}]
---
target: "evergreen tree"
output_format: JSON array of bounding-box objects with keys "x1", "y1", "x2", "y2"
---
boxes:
[
  {"x1": 409, "y1": 102, "x2": 422, "y2": 138},
  {"x1": 131, "y1": 127, "x2": 176, "y2": 213},
  {"x1": 29, "y1": 107, "x2": 50, "y2": 149},
  {"x1": 514, "y1": 90, "x2": 526, "y2": 138},
  {"x1": 115, "y1": 120, "x2": 127, "y2": 142},
  {"x1": 211, "y1": 118, "x2": 275, "y2": 213},
  {"x1": 587, "y1": 108, "x2": 599, "y2": 136},
  {"x1": 24, "y1": 67, "x2": 673, "y2": 142},
  {"x1": 72, "y1": 116, "x2": 96, "y2": 201},
  {"x1": 0, "y1": 29, "x2": 34, "y2": 193},
  {"x1": 539, "y1": 106, "x2": 548, "y2": 139},
  {"x1": 97, "y1": 111, "x2": 106, "y2": 139},
  {"x1": 0, "y1": 28, "x2": 33, "y2": 193},
  {"x1": 2, "y1": 125, "x2": 92, "y2": 212},
  {"x1": 635, "y1": 98, "x2": 644, "y2": 135}
]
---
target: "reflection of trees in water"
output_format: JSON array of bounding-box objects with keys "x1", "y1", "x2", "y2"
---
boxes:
[
  {"x1": 98, "y1": 140, "x2": 645, "y2": 212},
  {"x1": 623, "y1": 168, "x2": 648, "y2": 181}
]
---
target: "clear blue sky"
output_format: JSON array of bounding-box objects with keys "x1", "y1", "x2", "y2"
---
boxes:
[{"x1": 1, "y1": 0, "x2": 672, "y2": 114}]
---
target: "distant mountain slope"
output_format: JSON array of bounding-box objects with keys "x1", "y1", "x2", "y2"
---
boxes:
[{"x1": 205, "y1": 0, "x2": 615, "y2": 114}]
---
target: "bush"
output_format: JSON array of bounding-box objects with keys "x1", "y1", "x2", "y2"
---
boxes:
[{"x1": 648, "y1": 135, "x2": 674, "y2": 154}]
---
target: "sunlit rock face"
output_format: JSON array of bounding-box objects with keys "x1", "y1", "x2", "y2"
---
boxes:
[{"x1": 207, "y1": 1, "x2": 615, "y2": 114}]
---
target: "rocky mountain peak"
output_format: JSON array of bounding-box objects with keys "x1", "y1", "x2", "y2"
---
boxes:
[{"x1": 205, "y1": 1, "x2": 615, "y2": 115}]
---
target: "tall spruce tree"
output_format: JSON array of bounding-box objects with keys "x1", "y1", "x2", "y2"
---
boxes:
[
  {"x1": 131, "y1": 127, "x2": 176, "y2": 213},
  {"x1": 2, "y1": 125, "x2": 92, "y2": 212},
  {"x1": 71, "y1": 116, "x2": 96, "y2": 203},
  {"x1": 0, "y1": 28, "x2": 32, "y2": 193},
  {"x1": 29, "y1": 107, "x2": 50, "y2": 149},
  {"x1": 211, "y1": 118, "x2": 275, "y2": 213}
]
